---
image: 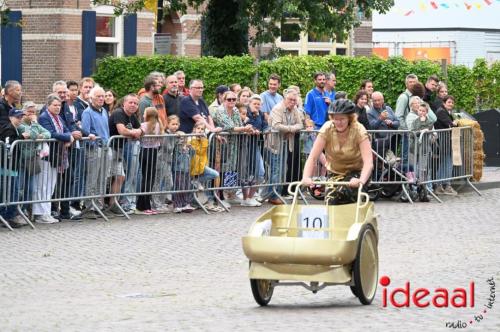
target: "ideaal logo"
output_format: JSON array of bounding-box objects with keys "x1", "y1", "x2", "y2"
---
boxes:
[
  {"x1": 379, "y1": 276, "x2": 475, "y2": 308},
  {"x1": 379, "y1": 276, "x2": 496, "y2": 329}
]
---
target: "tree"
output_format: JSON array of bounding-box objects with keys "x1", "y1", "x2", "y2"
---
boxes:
[
  {"x1": 201, "y1": 0, "x2": 248, "y2": 57},
  {"x1": 92, "y1": 0, "x2": 394, "y2": 55}
]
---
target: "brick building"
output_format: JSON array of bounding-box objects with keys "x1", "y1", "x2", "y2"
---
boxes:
[
  {"x1": 158, "y1": 10, "x2": 373, "y2": 57},
  {"x1": 2, "y1": 1, "x2": 154, "y2": 103},
  {"x1": 1, "y1": 1, "x2": 372, "y2": 103}
]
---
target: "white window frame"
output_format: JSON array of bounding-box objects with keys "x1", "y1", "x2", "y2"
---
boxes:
[
  {"x1": 276, "y1": 19, "x2": 348, "y2": 56},
  {"x1": 93, "y1": 5, "x2": 124, "y2": 57}
]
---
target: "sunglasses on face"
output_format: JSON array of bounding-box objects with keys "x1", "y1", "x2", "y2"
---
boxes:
[{"x1": 225, "y1": 98, "x2": 237, "y2": 102}]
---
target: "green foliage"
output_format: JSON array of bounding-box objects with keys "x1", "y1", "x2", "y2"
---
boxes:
[
  {"x1": 93, "y1": 55, "x2": 257, "y2": 99},
  {"x1": 92, "y1": 0, "x2": 394, "y2": 47},
  {"x1": 93, "y1": 54, "x2": 500, "y2": 112},
  {"x1": 201, "y1": 0, "x2": 248, "y2": 57},
  {"x1": 470, "y1": 58, "x2": 500, "y2": 112},
  {"x1": 447, "y1": 64, "x2": 476, "y2": 112}
]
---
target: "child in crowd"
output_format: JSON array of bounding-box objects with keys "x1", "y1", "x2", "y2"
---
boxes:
[
  {"x1": 406, "y1": 101, "x2": 437, "y2": 201},
  {"x1": 189, "y1": 122, "x2": 223, "y2": 212},
  {"x1": 406, "y1": 101, "x2": 436, "y2": 132},
  {"x1": 242, "y1": 94, "x2": 267, "y2": 206},
  {"x1": 236, "y1": 102, "x2": 248, "y2": 124},
  {"x1": 151, "y1": 114, "x2": 179, "y2": 211},
  {"x1": 164, "y1": 114, "x2": 180, "y2": 193},
  {"x1": 172, "y1": 131, "x2": 195, "y2": 213},
  {"x1": 404, "y1": 96, "x2": 426, "y2": 184},
  {"x1": 136, "y1": 107, "x2": 163, "y2": 215}
]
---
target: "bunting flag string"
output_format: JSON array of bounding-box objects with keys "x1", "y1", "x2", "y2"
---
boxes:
[{"x1": 391, "y1": 0, "x2": 497, "y2": 15}]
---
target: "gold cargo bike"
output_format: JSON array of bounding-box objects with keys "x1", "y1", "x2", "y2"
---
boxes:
[{"x1": 242, "y1": 181, "x2": 379, "y2": 306}]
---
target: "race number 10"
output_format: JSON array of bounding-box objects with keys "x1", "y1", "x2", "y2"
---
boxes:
[
  {"x1": 303, "y1": 217, "x2": 324, "y2": 228},
  {"x1": 298, "y1": 206, "x2": 329, "y2": 239}
]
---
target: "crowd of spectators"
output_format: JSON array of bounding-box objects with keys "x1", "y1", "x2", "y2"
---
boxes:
[{"x1": 0, "y1": 69, "x2": 461, "y2": 229}]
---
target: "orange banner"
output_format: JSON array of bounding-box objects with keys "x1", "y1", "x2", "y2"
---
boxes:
[
  {"x1": 373, "y1": 47, "x2": 389, "y2": 59},
  {"x1": 402, "y1": 47, "x2": 451, "y2": 63}
]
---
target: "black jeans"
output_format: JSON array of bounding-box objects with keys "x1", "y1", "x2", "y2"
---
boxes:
[{"x1": 136, "y1": 147, "x2": 158, "y2": 211}]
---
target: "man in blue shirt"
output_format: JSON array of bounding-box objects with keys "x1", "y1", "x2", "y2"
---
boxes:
[
  {"x1": 81, "y1": 87, "x2": 109, "y2": 144},
  {"x1": 81, "y1": 87, "x2": 109, "y2": 217},
  {"x1": 260, "y1": 73, "x2": 283, "y2": 122},
  {"x1": 179, "y1": 79, "x2": 221, "y2": 134},
  {"x1": 304, "y1": 72, "x2": 329, "y2": 129}
]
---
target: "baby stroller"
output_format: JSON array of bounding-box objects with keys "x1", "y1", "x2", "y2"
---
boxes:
[{"x1": 367, "y1": 148, "x2": 420, "y2": 203}]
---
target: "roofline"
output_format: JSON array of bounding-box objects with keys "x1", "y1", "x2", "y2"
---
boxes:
[{"x1": 373, "y1": 27, "x2": 500, "y2": 33}]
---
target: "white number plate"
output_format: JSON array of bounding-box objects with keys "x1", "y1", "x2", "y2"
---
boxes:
[{"x1": 298, "y1": 206, "x2": 329, "y2": 239}]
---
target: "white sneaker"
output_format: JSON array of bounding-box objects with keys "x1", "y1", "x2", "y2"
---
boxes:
[
  {"x1": 156, "y1": 204, "x2": 171, "y2": 214},
  {"x1": 443, "y1": 186, "x2": 458, "y2": 196},
  {"x1": 240, "y1": 198, "x2": 252, "y2": 207},
  {"x1": 70, "y1": 207, "x2": 82, "y2": 217},
  {"x1": 191, "y1": 180, "x2": 204, "y2": 190},
  {"x1": 225, "y1": 197, "x2": 242, "y2": 205},
  {"x1": 240, "y1": 198, "x2": 262, "y2": 207},
  {"x1": 35, "y1": 214, "x2": 59, "y2": 224},
  {"x1": 434, "y1": 185, "x2": 445, "y2": 195},
  {"x1": 236, "y1": 190, "x2": 243, "y2": 200},
  {"x1": 182, "y1": 204, "x2": 196, "y2": 213},
  {"x1": 385, "y1": 150, "x2": 397, "y2": 166},
  {"x1": 13, "y1": 215, "x2": 28, "y2": 225},
  {"x1": 173, "y1": 207, "x2": 183, "y2": 213}
]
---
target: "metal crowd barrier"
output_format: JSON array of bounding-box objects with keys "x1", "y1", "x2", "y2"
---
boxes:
[
  {"x1": 207, "y1": 131, "x2": 292, "y2": 202},
  {"x1": 368, "y1": 129, "x2": 418, "y2": 203},
  {"x1": 1, "y1": 126, "x2": 482, "y2": 231},
  {"x1": 416, "y1": 126, "x2": 480, "y2": 202},
  {"x1": 2, "y1": 137, "x2": 107, "y2": 227},
  {"x1": 298, "y1": 127, "x2": 479, "y2": 204},
  {"x1": 105, "y1": 133, "x2": 211, "y2": 215},
  {"x1": 0, "y1": 140, "x2": 12, "y2": 230}
]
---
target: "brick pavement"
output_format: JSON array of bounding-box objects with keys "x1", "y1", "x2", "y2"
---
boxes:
[{"x1": 1, "y1": 189, "x2": 499, "y2": 331}]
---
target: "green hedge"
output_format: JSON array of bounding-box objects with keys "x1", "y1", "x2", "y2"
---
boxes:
[{"x1": 93, "y1": 55, "x2": 499, "y2": 113}]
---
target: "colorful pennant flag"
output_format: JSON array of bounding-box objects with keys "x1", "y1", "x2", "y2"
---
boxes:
[{"x1": 393, "y1": 0, "x2": 499, "y2": 16}]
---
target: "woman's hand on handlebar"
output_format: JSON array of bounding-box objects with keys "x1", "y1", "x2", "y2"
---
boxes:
[
  {"x1": 349, "y1": 177, "x2": 363, "y2": 188},
  {"x1": 301, "y1": 177, "x2": 313, "y2": 187}
]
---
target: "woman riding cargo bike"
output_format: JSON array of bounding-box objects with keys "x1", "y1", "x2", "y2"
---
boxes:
[{"x1": 242, "y1": 100, "x2": 379, "y2": 306}]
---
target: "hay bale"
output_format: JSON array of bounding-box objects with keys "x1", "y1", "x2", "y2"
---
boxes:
[{"x1": 457, "y1": 119, "x2": 485, "y2": 182}]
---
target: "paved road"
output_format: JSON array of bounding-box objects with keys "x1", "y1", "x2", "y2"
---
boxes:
[{"x1": 1, "y1": 189, "x2": 499, "y2": 331}]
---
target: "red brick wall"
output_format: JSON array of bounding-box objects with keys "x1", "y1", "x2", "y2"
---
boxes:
[
  {"x1": 353, "y1": 22, "x2": 373, "y2": 57},
  {"x1": 7, "y1": 0, "x2": 91, "y2": 9},
  {"x1": 5, "y1": 1, "x2": 154, "y2": 102}
]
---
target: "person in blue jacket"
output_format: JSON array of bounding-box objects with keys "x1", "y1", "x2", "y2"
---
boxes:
[{"x1": 304, "y1": 72, "x2": 329, "y2": 129}]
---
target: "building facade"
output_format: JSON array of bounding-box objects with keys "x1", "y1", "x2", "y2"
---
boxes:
[
  {"x1": 158, "y1": 10, "x2": 373, "y2": 58},
  {"x1": 372, "y1": 0, "x2": 500, "y2": 66},
  {"x1": 2, "y1": 0, "x2": 154, "y2": 103},
  {"x1": 1, "y1": 1, "x2": 373, "y2": 103}
]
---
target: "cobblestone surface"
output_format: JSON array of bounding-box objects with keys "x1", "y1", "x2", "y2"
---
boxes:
[{"x1": 1, "y1": 189, "x2": 499, "y2": 331}]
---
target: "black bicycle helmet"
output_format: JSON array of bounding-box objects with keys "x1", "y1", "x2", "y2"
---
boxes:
[{"x1": 328, "y1": 99, "x2": 355, "y2": 114}]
